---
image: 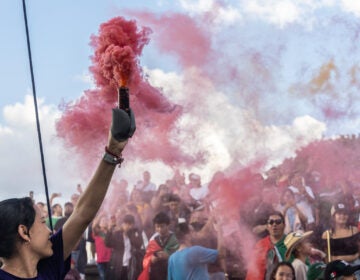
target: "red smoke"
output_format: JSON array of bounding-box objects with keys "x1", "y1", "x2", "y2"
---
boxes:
[
  {"x1": 280, "y1": 137, "x2": 360, "y2": 190},
  {"x1": 55, "y1": 10, "x2": 360, "y2": 274},
  {"x1": 130, "y1": 12, "x2": 212, "y2": 68},
  {"x1": 89, "y1": 17, "x2": 151, "y2": 87},
  {"x1": 57, "y1": 17, "x2": 205, "y2": 169}
]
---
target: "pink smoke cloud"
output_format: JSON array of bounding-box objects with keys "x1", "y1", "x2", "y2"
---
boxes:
[{"x1": 56, "y1": 17, "x2": 205, "y2": 172}]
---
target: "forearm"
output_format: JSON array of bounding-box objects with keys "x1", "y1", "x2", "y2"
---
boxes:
[
  {"x1": 294, "y1": 205, "x2": 307, "y2": 224},
  {"x1": 217, "y1": 239, "x2": 227, "y2": 276},
  {"x1": 62, "y1": 159, "x2": 117, "y2": 258},
  {"x1": 76, "y1": 161, "x2": 115, "y2": 224},
  {"x1": 304, "y1": 192, "x2": 315, "y2": 203},
  {"x1": 216, "y1": 230, "x2": 226, "y2": 264},
  {"x1": 252, "y1": 224, "x2": 267, "y2": 234},
  {"x1": 50, "y1": 196, "x2": 55, "y2": 206}
]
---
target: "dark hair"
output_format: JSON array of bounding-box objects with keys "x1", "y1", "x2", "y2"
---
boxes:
[
  {"x1": 153, "y1": 212, "x2": 170, "y2": 225},
  {"x1": 51, "y1": 203, "x2": 61, "y2": 214},
  {"x1": 123, "y1": 214, "x2": 135, "y2": 224},
  {"x1": 270, "y1": 261, "x2": 296, "y2": 280},
  {"x1": 64, "y1": 202, "x2": 73, "y2": 208},
  {"x1": 168, "y1": 194, "x2": 181, "y2": 203},
  {"x1": 63, "y1": 202, "x2": 74, "y2": 218},
  {"x1": 175, "y1": 222, "x2": 190, "y2": 243},
  {"x1": 0, "y1": 197, "x2": 36, "y2": 258},
  {"x1": 330, "y1": 200, "x2": 352, "y2": 233},
  {"x1": 268, "y1": 211, "x2": 285, "y2": 224},
  {"x1": 280, "y1": 188, "x2": 295, "y2": 206},
  {"x1": 157, "y1": 184, "x2": 169, "y2": 194}
]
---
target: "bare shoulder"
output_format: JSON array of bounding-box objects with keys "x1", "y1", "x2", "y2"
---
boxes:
[
  {"x1": 321, "y1": 230, "x2": 330, "y2": 239},
  {"x1": 352, "y1": 226, "x2": 359, "y2": 234}
]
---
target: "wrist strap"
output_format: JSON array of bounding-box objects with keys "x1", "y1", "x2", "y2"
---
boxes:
[{"x1": 103, "y1": 146, "x2": 124, "y2": 167}]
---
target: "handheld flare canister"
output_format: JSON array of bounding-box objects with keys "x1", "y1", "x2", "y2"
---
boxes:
[
  {"x1": 118, "y1": 86, "x2": 130, "y2": 114},
  {"x1": 110, "y1": 85, "x2": 135, "y2": 141}
]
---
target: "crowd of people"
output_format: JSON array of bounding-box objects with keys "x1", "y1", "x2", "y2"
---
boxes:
[
  {"x1": 2, "y1": 101, "x2": 360, "y2": 280},
  {"x1": 23, "y1": 160, "x2": 360, "y2": 280}
]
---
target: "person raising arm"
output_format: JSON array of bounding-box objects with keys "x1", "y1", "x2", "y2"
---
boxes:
[{"x1": 0, "y1": 106, "x2": 135, "y2": 279}]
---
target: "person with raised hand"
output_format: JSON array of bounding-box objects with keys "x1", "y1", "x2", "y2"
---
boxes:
[{"x1": 0, "y1": 105, "x2": 135, "y2": 279}]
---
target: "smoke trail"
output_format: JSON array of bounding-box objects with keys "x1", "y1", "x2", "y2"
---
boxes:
[{"x1": 56, "y1": 17, "x2": 205, "y2": 171}]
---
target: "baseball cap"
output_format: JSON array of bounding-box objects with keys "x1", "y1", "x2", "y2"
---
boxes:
[
  {"x1": 330, "y1": 202, "x2": 350, "y2": 216},
  {"x1": 324, "y1": 260, "x2": 360, "y2": 279}
]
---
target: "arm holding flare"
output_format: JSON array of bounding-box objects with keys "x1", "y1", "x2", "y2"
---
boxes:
[{"x1": 62, "y1": 88, "x2": 136, "y2": 260}]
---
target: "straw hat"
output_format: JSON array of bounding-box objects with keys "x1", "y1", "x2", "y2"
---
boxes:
[{"x1": 284, "y1": 230, "x2": 313, "y2": 260}]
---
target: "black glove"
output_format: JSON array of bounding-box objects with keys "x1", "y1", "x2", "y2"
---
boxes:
[{"x1": 111, "y1": 108, "x2": 136, "y2": 141}]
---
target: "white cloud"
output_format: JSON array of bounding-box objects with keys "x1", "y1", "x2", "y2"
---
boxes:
[
  {"x1": 144, "y1": 67, "x2": 186, "y2": 104},
  {"x1": 342, "y1": 0, "x2": 360, "y2": 16},
  {"x1": 0, "y1": 96, "x2": 80, "y2": 204},
  {"x1": 244, "y1": 0, "x2": 301, "y2": 27},
  {"x1": 178, "y1": 0, "x2": 360, "y2": 30},
  {"x1": 145, "y1": 67, "x2": 326, "y2": 181},
  {"x1": 261, "y1": 115, "x2": 326, "y2": 169},
  {"x1": 179, "y1": 0, "x2": 215, "y2": 12},
  {"x1": 179, "y1": 0, "x2": 241, "y2": 26}
]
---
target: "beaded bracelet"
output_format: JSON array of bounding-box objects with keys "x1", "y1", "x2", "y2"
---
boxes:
[{"x1": 103, "y1": 146, "x2": 124, "y2": 167}]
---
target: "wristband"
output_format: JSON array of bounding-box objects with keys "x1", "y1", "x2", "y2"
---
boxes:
[{"x1": 103, "y1": 146, "x2": 124, "y2": 167}]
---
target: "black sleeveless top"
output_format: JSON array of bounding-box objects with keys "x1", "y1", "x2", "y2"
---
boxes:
[{"x1": 326, "y1": 230, "x2": 360, "y2": 256}]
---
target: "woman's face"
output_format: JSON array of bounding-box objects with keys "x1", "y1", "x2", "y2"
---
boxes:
[
  {"x1": 28, "y1": 205, "x2": 53, "y2": 259},
  {"x1": 297, "y1": 240, "x2": 313, "y2": 256},
  {"x1": 274, "y1": 265, "x2": 294, "y2": 280},
  {"x1": 334, "y1": 211, "x2": 349, "y2": 225},
  {"x1": 283, "y1": 190, "x2": 294, "y2": 203},
  {"x1": 132, "y1": 190, "x2": 143, "y2": 202},
  {"x1": 99, "y1": 217, "x2": 108, "y2": 228},
  {"x1": 159, "y1": 187, "x2": 169, "y2": 195}
]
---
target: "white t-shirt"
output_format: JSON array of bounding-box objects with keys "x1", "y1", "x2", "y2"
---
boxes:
[
  {"x1": 292, "y1": 258, "x2": 308, "y2": 280},
  {"x1": 288, "y1": 185, "x2": 315, "y2": 224},
  {"x1": 190, "y1": 184, "x2": 209, "y2": 201},
  {"x1": 143, "y1": 182, "x2": 156, "y2": 192},
  {"x1": 123, "y1": 234, "x2": 131, "y2": 266}
]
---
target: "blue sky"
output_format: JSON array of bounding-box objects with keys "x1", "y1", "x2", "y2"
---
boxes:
[
  {"x1": 0, "y1": 0, "x2": 179, "y2": 109},
  {"x1": 1, "y1": 0, "x2": 360, "y2": 203},
  {"x1": 0, "y1": 0, "x2": 187, "y2": 202}
]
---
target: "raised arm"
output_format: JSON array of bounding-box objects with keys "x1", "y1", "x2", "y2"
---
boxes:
[
  {"x1": 49, "y1": 192, "x2": 61, "y2": 207},
  {"x1": 62, "y1": 137, "x2": 127, "y2": 259},
  {"x1": 62, "y1": 106, "x2": 136, "y2": 260}
]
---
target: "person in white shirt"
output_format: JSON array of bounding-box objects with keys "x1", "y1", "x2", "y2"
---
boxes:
[
  {"x1": 105, "y1": 214, "x2": 143, "y2": 280},
  {"x1": 288, "y1": 173, "x2": 316, "y2": 230},
  {"x1": 187, "y1": 173, "x2": 209, "y2": 211},
  {"x1": 142, "y1": 171, "x2": 156, "y2": 192}
]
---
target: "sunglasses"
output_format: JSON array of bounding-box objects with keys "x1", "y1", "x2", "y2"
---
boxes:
[{"x1": 268, "y1": 219, "x2": 283, "y2": 225}]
